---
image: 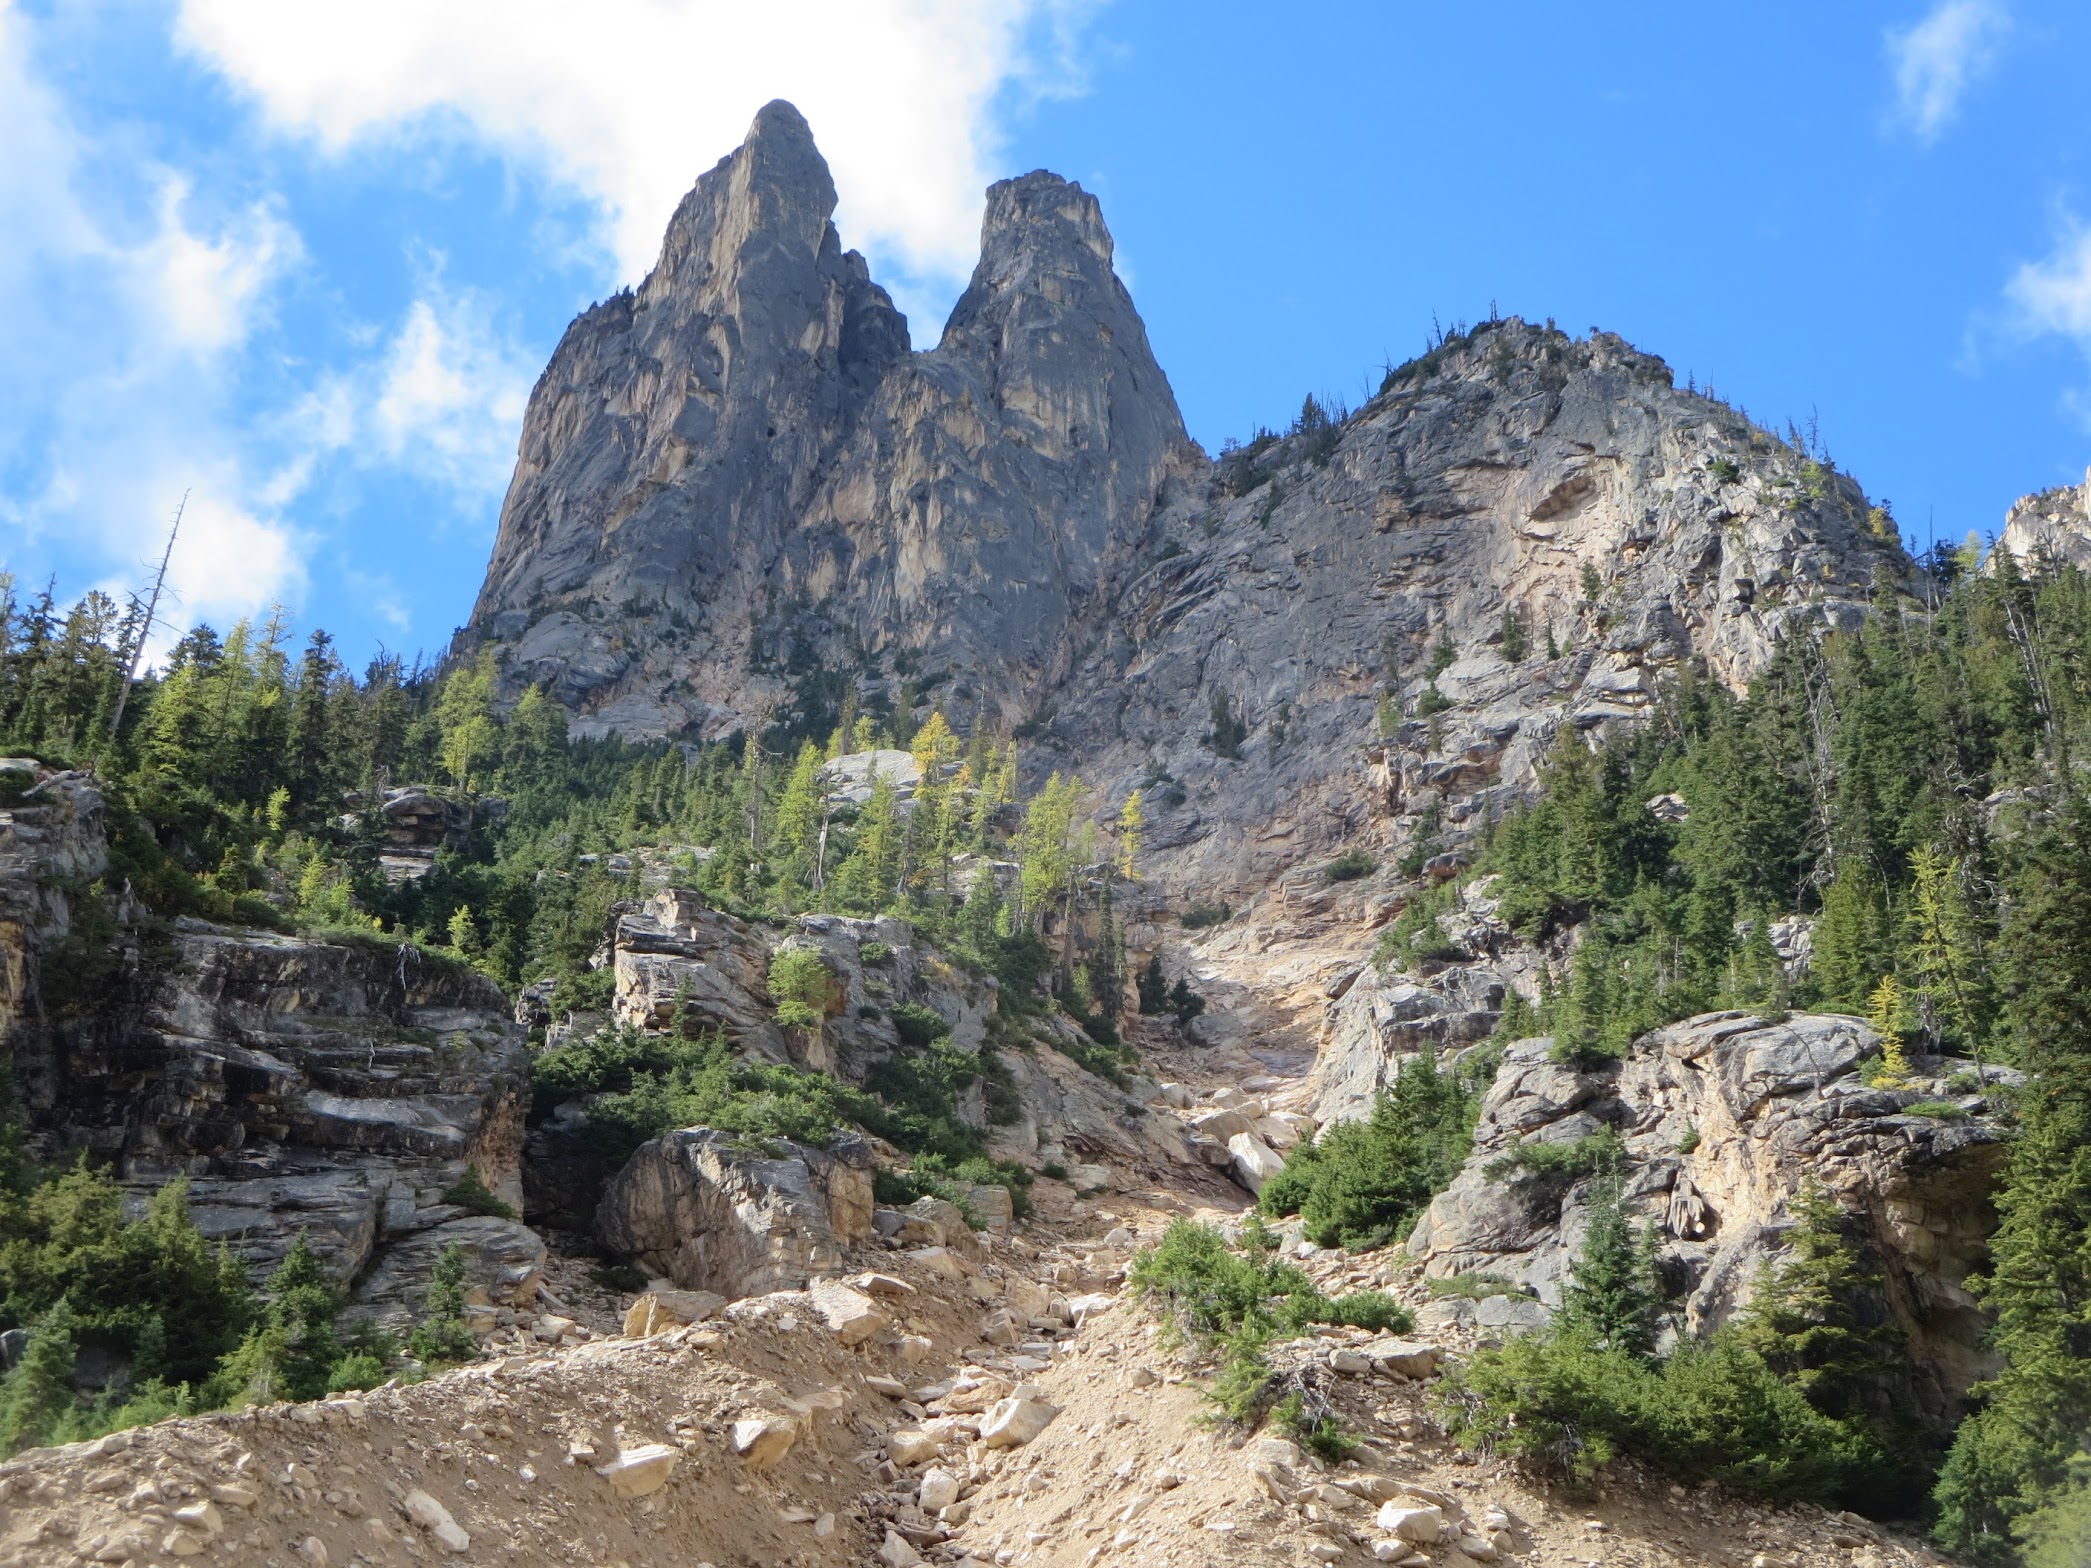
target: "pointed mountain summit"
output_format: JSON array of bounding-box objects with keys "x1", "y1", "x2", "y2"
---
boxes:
[{"x1": 465, "y1": 101, "x2": 1196, "y2": 739}]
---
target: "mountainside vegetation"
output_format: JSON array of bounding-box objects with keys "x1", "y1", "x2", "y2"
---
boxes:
[
  {"x1": 0, "y1": 572, "x2": 1149, "y2": 1445},
  {"x1": 1389, "y1": 546, "x2": 2091, "y2": 1560}
]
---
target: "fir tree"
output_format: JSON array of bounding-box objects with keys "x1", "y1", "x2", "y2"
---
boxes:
[
  {"x1": 0, "y1": 1296, "x2": 78, "y2": 1452},
  {"x1": 1560, "y1": 1173, "x2": 1660, "y2": 1358},
  {"x1": 408, "y1": 1244, "x2": 477, "y2": 1367}
]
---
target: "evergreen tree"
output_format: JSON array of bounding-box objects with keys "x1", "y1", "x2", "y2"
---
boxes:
[
  {"x1": 408, "y1": 1244, "x2": 477, "y2": 1367},
  {"x1": 1560, "y1": 1173, "x2": 1660, "y2": 1358},
  {"x1": 1935, "y1": 798, "x2": 2091, "y2": 1563},
  {"x1": 0, "y1": 1296, "x2": 78, "y2": 1452},
  {"x1": 1733, "y1": 1181, "x2": 1915, "y2": 1448}
]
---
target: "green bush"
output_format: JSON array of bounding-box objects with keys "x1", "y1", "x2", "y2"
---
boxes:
[
  {"x1": 1131, "y1": 1218, "x2": 1373, "y2": 1439},
  {"x1": 1260, "y1": 1056, "x2": 1477, "y2": 1249},
  {"x1": 441, "y1": 1165, "x2": 517, "y2": 1219},
  {"x1": 891, "y1": 1002, "x2": 952, "y2": 1047},
  {"x1": 1439, "y1": 1327, "x2": 1886, "y2": 1504},
  {"x1": 1180, "y1": 902, "x2": 1232, "y2": 929},
  {"x1": 1315, "y1": 1291, "x2": 1414, "y2": 1332},
  {"x1": 325, "y1": 1353, "x2": 388, "y2": 1393},
  {"x1": 1322, "y1": 847, "x2": 1378, "y2": 883},
  {"x1": 1903, "y1": 1099, "x2": 1967, "y2": 1120},
  {"x1": 0, "y1": 1165, "x2": 254, "y2": 1391},
  {"x1": 1442, "y1": 1178, "x2": 1923, "y2": 1513},
  {"x1": 1483, "y1": 1129, "x2": 1623, "y2": 1184}
]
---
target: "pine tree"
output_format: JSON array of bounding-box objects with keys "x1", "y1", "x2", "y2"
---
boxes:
[
  {"x1": 1560, "y1": 1173, "x2": 1659, "y2": 1358},
  {"x1": 408, "y1": 1244, "x2": 478, "y2": 1367},
  {"x1": 0, "y1": 1296, "x2": 78, "y2": 1452},
  {"x1": 1733, "y1": 1181, "x2": 1912, "y2": 1431},
  {"x1": 1934, "y1": 798, "x2": 2091, "y2": 1563}
]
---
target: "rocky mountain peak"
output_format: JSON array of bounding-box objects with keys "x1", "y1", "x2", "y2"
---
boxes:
[
  {"x1": 464, "y1": 104, "x2": 1192, "y2": 739},
  {"x1": 640, "y1": 98, "x2": 840, "y2": 308}
]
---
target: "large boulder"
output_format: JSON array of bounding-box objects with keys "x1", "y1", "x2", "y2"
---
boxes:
[
  {"x1": 596, "y1": 1127, "x2": 875, "y2": 1298},
  {"x1": 1408, "y1": 1012, "x2": 2010, "y2": 1413}
]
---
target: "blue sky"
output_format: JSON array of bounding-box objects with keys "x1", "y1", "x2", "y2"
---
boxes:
[{"x1": 4, "y1": 0, "x2": 2090, "y2": 670}]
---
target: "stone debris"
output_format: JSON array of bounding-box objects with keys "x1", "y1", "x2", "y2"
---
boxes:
[
  {"x1": 980, "y1": 1395, "x2": 1060, "y2": 1448},
  {"x1": 401, "y1": 1488, "x2": 471, "y2": 1553},
  {"x1": 621, "y1": 1287, "x2": 725, "y2": 1337},
  {"x1": 729, "y1": 1415, "x2": 797, "y2": 1467},
  {"x1": 594, "y1": 1442, "x2": 679, "y2": 1497}
]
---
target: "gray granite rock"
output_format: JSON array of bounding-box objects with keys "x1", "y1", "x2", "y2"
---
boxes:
[{"x1": 1407, "y1": 1013, "x2": 2009, "y2": 1414}]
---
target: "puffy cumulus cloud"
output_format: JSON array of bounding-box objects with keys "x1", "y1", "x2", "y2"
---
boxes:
[
  {"x1": 173, "y1": 0, "x2": 1100, "y2": 292},
  {"x1": 1885, "y1": 0, "x2": 2009, "y2": 144},
  {"x1": 163, "y1": 487, "x2": 311, "y2": 630}
]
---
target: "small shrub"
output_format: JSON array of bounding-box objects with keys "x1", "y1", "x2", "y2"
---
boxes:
[
  {"x1": 1322, "y1": 847, "x2": 1379, "y2": 884},
  {"x1": 1180, "y1": 902, "x2": 1233, "y2": 929},
  {"x1": 1206, "y1": 691, "x2": 1248, "y2": 760},
  {"x1": 1316, "y1": 1291, "x2": 1415, "y2": 1332},
  {"x1": 859, "y1": 941, "x2": 891, "y2": 964},
  {"x1": 590, "y1": 1263, "x2": 649, "y2": 1294},
  {"x1": 1484, "y1": 1130, "x2": 1623, "y2": 1184},
  {"x1": 1708, "y1": 456, "x2": 1742, "y2": 483},
  {"x1": 325, "y1": 1352, "x2": 387, "y2": 1393},
  {"x1": 1039, "y1": 1161, "x2": 1069, "y2": 1180},
  {"x1": 1275, "y1": 1390, "x2": 1358, "y2": 1461},
  {"x1": 1944, "y1": 1070, "x2": 1982, "y2": 1095},
  {"x1": 1902, "y1": 1100, "x2": 1967, "y2": 1120},
  {"x1": 1416, "y1": 681, "x2": 1453, "y2": 717},
  {"x1": 441, "y1": 1166, "x2": 517, "y2": 1220},
  {"x1": 892, "y1": 1002, "x2": 952, "y2": 1048},
  {"x1": 1677, "y1": 1125, "x2": 1702, "y2": 1154}
]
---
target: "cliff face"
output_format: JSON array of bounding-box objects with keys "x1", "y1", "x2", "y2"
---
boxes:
[
  {"x1": 1045, "y1": 320, "x2": 1907, "y2": 902},
  {"x1": 467, "y1": 101, "x2": 1196, "y2": 739}
]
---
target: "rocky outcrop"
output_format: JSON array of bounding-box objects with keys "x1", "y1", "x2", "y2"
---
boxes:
[
  {"x1": 464, "y1": 100, "x2": 1197, "y2": 740},
  {"x1": 0, "y1": 763, "x2": 109, "y2": 1065},
  {"x1": 595, "y1": 1127, "x2": 874, "y2": 1297},
  {"x1": 32, "y1": 913, "x2": 529, "y2": 1289},
  {"x1": 1407, "y1": 1012, "x2": 2009, "y2": 1414},
  {"x1": 1996, "y1": 466, "x2": 2091, "y2": 571}
]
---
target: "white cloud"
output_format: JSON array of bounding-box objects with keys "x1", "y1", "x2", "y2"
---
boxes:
[
  {"x1": 1885, "y1": 0, "x2": 2009, "y2": 143},
  {"x1": 173, "y1": 0, "x2": 1099, "y2": 296},
  {"x1": 130, "y1": 178, "x2": 299, "y2": 358},
  {"x1": 2009, "y1": 222, "x2": 2091, "y2": 344},
  {"x1": 371, "y1": 296, "x2": 533, "y2": 494},
  {"x1": 164, "y1": 487, "x2": 311, "y2": 628},
  {"x1": 0, "y1": 2, "x2": 308, "y2": 633}
]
